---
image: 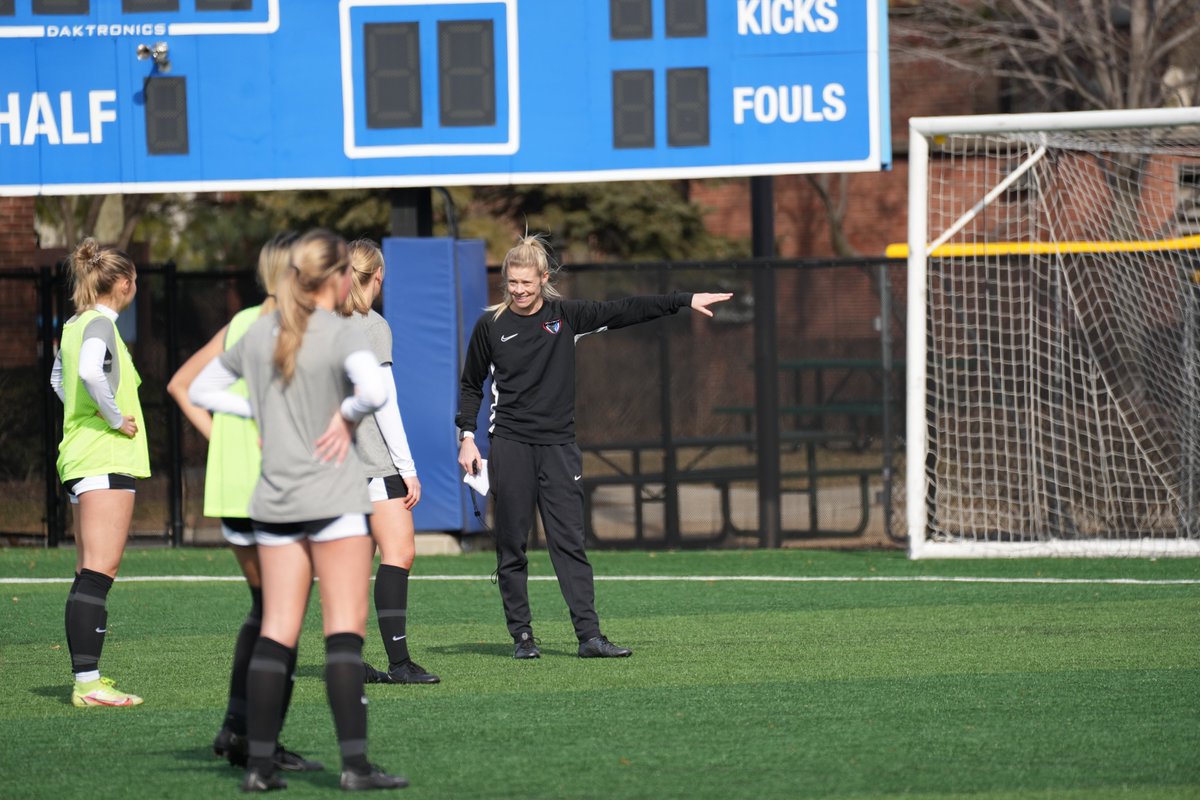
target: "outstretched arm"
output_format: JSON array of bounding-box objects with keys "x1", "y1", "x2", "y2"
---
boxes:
[{"x1": 690, "y1": 292, "x2": 733, "y2": 317}]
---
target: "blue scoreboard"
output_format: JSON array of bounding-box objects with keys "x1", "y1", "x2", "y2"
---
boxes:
[{"x1": 0, "y1": 1, "x2": 890, "y2": 195}]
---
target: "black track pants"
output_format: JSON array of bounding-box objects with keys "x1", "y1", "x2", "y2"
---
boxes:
[{"x1": 489, "y1": 436, "x2": 600, "y2": 643}]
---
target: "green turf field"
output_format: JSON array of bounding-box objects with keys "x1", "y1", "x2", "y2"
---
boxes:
[{"x1": 2, "y1": 548, "x2": 1198, "y2": 799}]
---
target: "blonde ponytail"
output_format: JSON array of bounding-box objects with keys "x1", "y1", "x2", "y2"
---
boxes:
[
  {"x1": 257, "y1": 230, "x2": 298, "y2": 315},
  {"x1": 488, "y1": 232, "x2": 562, "y2": 320},
  {"x1": 272, "y1": 229, "x2": 349, "y2": 383},
  {"x1": 69, "y1": 238, "x2": 135, "y2": 311},
  {"x1": 343, "y1": 239, "x2": 384, "y2": 316}
]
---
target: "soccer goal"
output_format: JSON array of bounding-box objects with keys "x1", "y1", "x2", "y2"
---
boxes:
[{"x1": 901, "y1": 107, "x2": 1200, "y2": 558}]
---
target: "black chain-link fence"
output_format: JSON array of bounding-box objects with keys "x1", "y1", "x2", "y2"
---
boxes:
[{"x1": 3, "y1": 256, "x2": 906, "y2": 549}]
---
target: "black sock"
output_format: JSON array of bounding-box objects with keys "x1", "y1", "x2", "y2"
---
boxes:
[
  {"x1": 224, "y1": 586, "x2": 262, "y2": 736},
  {"x1": 325, "y1": 632, "x2": 369, "y2": 774},
  {"x1": 64, "y1": 572, "x2": 81, "y2": 661},
  {"x1": 67, "y1": 569, "x2": 113, "y2": 675},
  {"x1": 245, "y1": 637, "x2": 292, "y2": 773},
  {"x1": 281, "y1": 645, "x2": 298, "y2": 728},
  {"x1": 374, "y1": 564, "x2": 410, "y2": 667}
]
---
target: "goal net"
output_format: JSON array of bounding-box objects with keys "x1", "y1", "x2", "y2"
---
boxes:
[{"x1": 903, "y1": 107, "x2": 1200, "y2": 558}]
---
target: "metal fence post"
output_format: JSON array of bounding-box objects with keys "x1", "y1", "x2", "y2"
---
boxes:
[
  {"x1": 751, "y1": 176, "x2": 781, "y2": 549},
  {"x1": 39, "y1": 266, "x2": 63, "y2": 547},
  {"x1": 164, "y1": 261, "x2": 184, "y2": 546}
]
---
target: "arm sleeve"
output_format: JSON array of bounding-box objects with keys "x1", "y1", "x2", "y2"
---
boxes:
[
  {"x1": 78, "y1": 335, "x2": 124, "y2": 428},
  {"x1": 455, "y1": 315, "x2": 492, "y2": 433},
  {"x1": 189, "y1": 358, "x2": 253, "y2": 418},
  {"x1": 341, "y1": 350, "x2": 387, "y2": 423},
  {"x1": 562, "y1": 291, "x2": 694, "y2": 336},
  {"x1": 50, "y1": 351, "x2": 64, "y2": 403},
  {"x1": 373, "y1": 364, "x2": 417, "y2": 476},
  {"x1": 188, "y1": 357, "x2": 252, "y2": 419}
]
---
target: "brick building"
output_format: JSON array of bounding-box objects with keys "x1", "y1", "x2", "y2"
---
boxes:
[{"x1": 0, "y1": 198, "x2": 39, "y2": 369}]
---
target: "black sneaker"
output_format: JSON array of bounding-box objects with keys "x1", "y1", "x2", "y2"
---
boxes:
[
  {"x1": 240, "y1": 768, "x2": 287, "y2": 793},
  {"x1": 226, "y1": 733, "x2": 249, "y2": 767},
  {"x1": 578, "y1": 636, "x2": 632, "y2": 658},
  {"x1": 363, "y1": 662, "x2": 386, "y2": 684},
  {"x1": 274, "y1": 745, "x2": 323, "y2": 772},
  {"x1": 340, "y1": 763, "x2": 409, "y2": 791},
  {"x1": 373, "y1": 659, "x2": 440, "y2": 685},
  {"x1": 226, "y1": 736, "x2": 321, "y2": 772},
  {"x1": 213, "y1": 726, "x2": 236, "y2": 758},
  {"x1": 513, "y1": 633, "x2": 541, "y2": 660}
]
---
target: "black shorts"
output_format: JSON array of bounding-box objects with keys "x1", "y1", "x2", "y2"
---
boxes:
[
  {"x1": 64, "y1": 473, "x2": 136, "y2": 503},
  {"x1": 252, "y1": 514, "x2": 370, "y2": 546},
  {"x1": 367, "y1": 474, "x2": 409, "y2": 502}
]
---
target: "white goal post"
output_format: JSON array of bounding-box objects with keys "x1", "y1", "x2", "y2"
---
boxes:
[{"x1": 904, "y1": 107, "x2": 1200, "y2": 558}]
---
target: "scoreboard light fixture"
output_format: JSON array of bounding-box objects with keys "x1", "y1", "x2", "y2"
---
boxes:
[{"x1": 136, "y1": 41, "x2": 171, "y2": 73}]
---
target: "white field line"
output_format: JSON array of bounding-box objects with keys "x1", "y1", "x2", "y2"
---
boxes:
[{"x1": 1, "y1": 575, "x2": 1197, "y2": 586}]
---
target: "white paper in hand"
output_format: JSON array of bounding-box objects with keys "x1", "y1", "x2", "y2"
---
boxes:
[{"x1": 463, "y1": 459, "x2": 489, "y2": 496}]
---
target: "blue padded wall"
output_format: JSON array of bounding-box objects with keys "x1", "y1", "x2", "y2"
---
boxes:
[
  {"x1": 455, "y1": 238, "x2": 491, "y2": 533},
  {"x1": 382, "y1": 237, "x2": 487, "y2": 532}
]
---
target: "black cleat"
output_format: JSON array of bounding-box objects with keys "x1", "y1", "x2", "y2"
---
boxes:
[
  {"x1": 274, "y1": 745, "x2": 323, "y2": 772},
  {"x1": 241, "y1": 768, "x2": 287, "y2": 792},
  {"x1": 213, "y1": 726, "x2": 236, "y2": 758},
  {"x1": 226, "y1": 733, "x2": 249, "y2": 767},
  {"x1": 513, "y1": 632, "x2": 541, "y2": 660},
  {"x1": 578, "y1": 636, "x2": 632, "y2": 658},
  {"x1": 368, "y1": 659, "x2": 440, "y2": 685},
  {"x1": 225, "y1": 735, "x2": 321, "y2": 772},
  {"x1": 340, "y1": 763, "x2": 409, "y2": 791}
]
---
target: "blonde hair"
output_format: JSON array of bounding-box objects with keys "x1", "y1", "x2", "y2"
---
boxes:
[
  {"x1": 343, "y1": 238, "x2": 384, "y2": 316},
  {"x1": 69, "y1": 238, "x2": 136, "y2": 311},
  {"x1": 273, "y1": 229, "x2": 349, "y2": 383},
  {"x1": 487, "y1": 233, "x2": 562, "y2": 320},
  {"x1": 256, "y1": 230, "x2": 298, "y2": 314}
]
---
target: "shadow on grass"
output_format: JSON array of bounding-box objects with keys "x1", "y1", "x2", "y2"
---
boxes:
[
  {"x1": 161, "y1": 753, "x2": 344, "y2": 792},
  {"x1": 31, "y1": 685, "x2": 71, "y2": 704},
  {"x1": 425, "y1": 641, "x2": 576, "y2": 657}
]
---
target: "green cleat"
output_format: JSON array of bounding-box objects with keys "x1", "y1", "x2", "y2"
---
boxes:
[{"x1": 72, "y1": 676, "x2": 143, "y2": 707}]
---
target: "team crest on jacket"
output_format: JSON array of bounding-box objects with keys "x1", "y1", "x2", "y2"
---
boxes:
[{"x1": 542, "y1": 319, "x2": 562, "y2": 335}]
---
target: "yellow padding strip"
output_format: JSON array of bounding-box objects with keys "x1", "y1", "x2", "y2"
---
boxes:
[{"x1": 885, "y1": 235, "x2": 1200, "y2": 259}]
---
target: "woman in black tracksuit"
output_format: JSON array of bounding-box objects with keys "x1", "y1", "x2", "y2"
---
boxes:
[{"x1": 456, "y1": 234, "x2": 731, "y2": 659}]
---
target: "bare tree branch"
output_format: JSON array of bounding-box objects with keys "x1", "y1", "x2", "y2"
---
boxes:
[{"x1": 891, "y1": 1, "x2": 1200, "y2": 112}]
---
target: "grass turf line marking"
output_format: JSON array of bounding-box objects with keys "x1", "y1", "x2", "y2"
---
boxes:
[{"x1": 2, "y1": 575, "x2": 1197, "y2": 585}]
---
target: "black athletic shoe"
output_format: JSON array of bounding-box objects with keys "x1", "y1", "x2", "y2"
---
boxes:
[
  {"x1": 225, "y1": 735, "x2": 321, "y2": 772},
  {"x1": 363, "y1": 662, "x2": 385, "y2": 684},
  {"x1": 513, "y1": 633, "x2": 541, "y2": 660},
  {"x1": 371, "y1": 660, "x2": 440, "y2": 685},
  {"x1": 240, "y1": 768, "x2": 287, "y2": 792},
  {"x1": 578, "y1": 636, "x2": 632, "y2": 658},
  {"x1": 340, "y1": 763, "x2": 409, "y2": 791},
  {"x1": 226, "y1": 733, "x2": 249, "y2": 767},
  {"x1": 274, "y1": 745, "x2": 324, "y2": 772},
  {"x1": 213, "y1": 726, "x2": 236, "y2": 758}
]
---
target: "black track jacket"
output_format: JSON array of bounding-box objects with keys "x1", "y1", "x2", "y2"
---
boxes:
[{"x1": 456, "y1": 292, "x2": 694, "y2": 445}]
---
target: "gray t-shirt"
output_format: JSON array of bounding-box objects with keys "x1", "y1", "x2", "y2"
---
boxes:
[
  {"x1": 352, "y1": 310, "x2": 397, "y2": 478},
  {"x1": 220, "y1": 308, "x2": 373, "y2": 522}
]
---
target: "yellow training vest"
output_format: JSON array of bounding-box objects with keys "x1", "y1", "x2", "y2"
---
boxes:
[
  {"x1": 57, "y1": 309, "x2": 151, "y2": 482},
  {"x1": 203, "y1": 305, "x2": 262, "y2": 518}
]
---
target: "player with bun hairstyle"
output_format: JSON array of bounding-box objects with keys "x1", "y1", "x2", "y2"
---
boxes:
[
  {"x1": 190, "y1": 229, "x2": 407, "y2": 792},
  {"x1": 50, "y1": 238, "x2": 148, "y2": 707},
  {"x1": 168, "y1": 232, "x2": 322, "y2": 772},
  {"x1": 456, "y1": 234, "x2": 732, "y2": 659},
  {"x1": 341, "y1": 239, "x2": 439, "y2": 686}
]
